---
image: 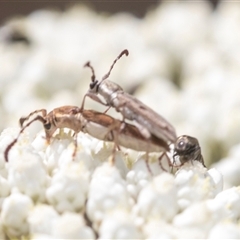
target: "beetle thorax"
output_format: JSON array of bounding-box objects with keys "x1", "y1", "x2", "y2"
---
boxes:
[{"x1": 98, "y1": 80, "x2": 123, "y2": 104}]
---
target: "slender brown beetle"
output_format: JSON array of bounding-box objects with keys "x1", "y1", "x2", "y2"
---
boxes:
[{"x1": 4, "y1": 106, "x2": 169, "y2": 166}]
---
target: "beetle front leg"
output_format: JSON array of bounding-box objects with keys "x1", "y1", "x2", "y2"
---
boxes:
[{"x1": 80, "y1": 92, "x2": 109, "y2": 110}]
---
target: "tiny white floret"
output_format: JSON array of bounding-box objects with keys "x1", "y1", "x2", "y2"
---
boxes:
[
  {"x1": 51, "y1": 212, "x2": 95, "y2": 239},
  {"x1": 46, "y1": 161, "x2": 89, "y2": 213},
  {"x1": 28, "y1": 204, "x2": 59, "y2": 235},
  {"x1": 1, "y1": 191, "x2": 33, "y2": 237},
  {"x1": 136, "y1": 172, "x2": 178, "y2": 222}
]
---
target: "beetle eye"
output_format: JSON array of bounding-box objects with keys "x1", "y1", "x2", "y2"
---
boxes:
[
  {"x1": 177, "y1": 140, "x2": 186, "y2": 149},
  {"x1": 90, "y1": 80, "x2": 98, "y2": 90},
  {"x1": 44, "y1": 122, "x2": 51, "y2": 130}
]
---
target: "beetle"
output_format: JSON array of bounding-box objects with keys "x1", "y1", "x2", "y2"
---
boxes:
[
  {"x1": 81, "y1": 49, "x2": 177, "y2": 144},
  {"x1": 4, "y1": 106, "x2": 169, "y2": 170}
]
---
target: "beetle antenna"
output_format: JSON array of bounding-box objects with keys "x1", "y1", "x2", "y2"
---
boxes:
[
  {"x1": 5, "y1": 115, "x2": 46, "y2": 162},
  {"x1": 19, "y1": 109, "x2": 47, "y2": 127},
  {"x1": 101, "y1": 49, "x2": 129, "y2": 82},
  {"x1": 84, "y1": 61, "x2": 96, "y2": 83}
]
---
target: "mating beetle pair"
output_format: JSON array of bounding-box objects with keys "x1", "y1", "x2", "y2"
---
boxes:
[
  {"x1": 81, "y1": 49, "x2": 205, "y2": 169},
  {"x1": 4, "y1": 50, "x2": 206, "y2": 170}
]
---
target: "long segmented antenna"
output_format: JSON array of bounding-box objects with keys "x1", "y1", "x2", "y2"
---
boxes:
[
  {"x1": 101, "y1": 49, "x2": 129, "y2": 82},
  {"x1": 19, "y1": 109, "x2": 47, "y2": 127},
  {"x1": 4, "y1": 115, "x2": 46, "y2": 162},
  {"x1": 84, "y1": 61, "x2": 96, "y2": 83}
]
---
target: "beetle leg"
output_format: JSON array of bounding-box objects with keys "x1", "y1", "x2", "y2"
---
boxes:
[{"x1": 81, "y1": 92, "x2": 109, "y2": 110}]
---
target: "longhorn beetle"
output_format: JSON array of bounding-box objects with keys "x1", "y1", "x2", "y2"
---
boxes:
[
  {"x1": 81, "y1": 49, "x2": 177, "y2": 144},
  {"x1": 4, "y1": 106, "x2": 169, "y2": 170}
]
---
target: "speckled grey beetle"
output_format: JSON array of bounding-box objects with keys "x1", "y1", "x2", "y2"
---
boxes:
[{"x1": 82, "y1": 49, "x2": 177, "y2": 145}]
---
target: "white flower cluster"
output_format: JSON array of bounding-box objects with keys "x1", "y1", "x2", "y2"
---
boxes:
[
  {"x1": 0, "y1": 0, "x2": 240, "y2": 239},
  {"x1": 0, "y1": 127, "x2": 239, "y2": 239}
]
